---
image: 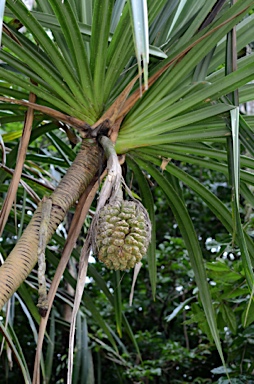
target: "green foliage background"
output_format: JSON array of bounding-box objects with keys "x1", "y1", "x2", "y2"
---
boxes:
[{"x1": 0, "y1": 0, "x2": 254, "y2": 383}]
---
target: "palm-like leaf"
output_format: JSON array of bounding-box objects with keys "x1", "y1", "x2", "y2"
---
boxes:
[{"x1": 1, "y1": 0, "x2": 254, "y2": 382}]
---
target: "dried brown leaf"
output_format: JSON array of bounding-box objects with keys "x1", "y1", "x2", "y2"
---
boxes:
[
  {"x1": 0, "y1": 96, "x2": 91, "y2": 134},
  {"x1": 32, "y1": 173, "x2": 106, "y2": 384},
  {"x1": 160, "y1": 158, "x2": 171, "y2": 172},
  {"x1": 0, "y1": 91, "x2": 36, "y2": 236}
]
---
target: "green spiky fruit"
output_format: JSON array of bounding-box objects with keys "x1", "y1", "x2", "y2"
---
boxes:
[{"x1": 95, "y1": 199, "x2": 151, "y2": 270}]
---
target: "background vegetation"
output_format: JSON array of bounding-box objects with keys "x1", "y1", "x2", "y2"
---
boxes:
[{"x1": 0, "y1": 0, "x2": 254, "y2": 383}]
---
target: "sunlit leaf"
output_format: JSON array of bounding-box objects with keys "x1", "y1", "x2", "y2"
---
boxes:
[
  {"x1": 0, "y1": 0, "x2": 5, "y2": 46},
  {"x1": 165, "y1": 296, "x2": 195, "y2": 322},
  {"x1": 129, "y1": 0, "x2": 149, "y2": 91}
]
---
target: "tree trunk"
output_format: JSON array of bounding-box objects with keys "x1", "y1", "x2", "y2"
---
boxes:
[{"x1": 0, "y1": 139, "x2": 101, "y2": 310}]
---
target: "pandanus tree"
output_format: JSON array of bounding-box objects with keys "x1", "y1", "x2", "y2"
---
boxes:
[{"x1": 1, "y1": 0, "x2": 254, "y2": 382}]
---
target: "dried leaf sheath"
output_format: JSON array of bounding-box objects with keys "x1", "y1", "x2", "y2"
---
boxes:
[{"x1": 0, "y1": 139, "x2": 101, "y2": 310}]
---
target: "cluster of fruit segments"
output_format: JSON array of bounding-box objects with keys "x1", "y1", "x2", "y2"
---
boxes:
[{"x1": 95, "y1": 199, "x2": 150, "y2": 270}]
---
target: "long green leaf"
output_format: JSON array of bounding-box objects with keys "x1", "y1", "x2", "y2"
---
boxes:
[
  {"x1": 134, "y1": 157, "x2": 226, "y2": 367},
  {"x1": 225, "y1": 14, "x2": 254, "y2": 292},
  {"x1": 146, "y1": 143, "x2": 254, "y2": 170},
  {"x1": 46, "y1": 132, "x2": 74, "y2": 165},
  {"x1": 111, "y1": 0, "x2": 127, "y2": 32},
  {"x1": 128, "y1": 0, "x2": 254, "y2": 116},
  {"x1": 235, "y1": 206, "x2": 254, "y2": 290},
  {"x1": 45, "y1": 310, "x2": 55, "y2": 383},
  {"x1": 122, "y1": 103, "x2": 234, "y2": 137},
  {"x1": 73, "y1": 313, "x2": 94, "y2": 384},
  {"x1": 90, "y1": 0, "x2": 114, "y2": 107},
  {"x1": 113, "y1": 271, "x2": 122, "y2": 337},
  {"x1": 81, "y1": 316, "x2": 95, "y2": 384},
  {"x1": 0, "y1": 85, "x2": 28, "y2": 100},
  {"x1": 4, "y1": 21, "x2": 67, "y2": 80},
  {"x1": 124, "y1": 55, "x2": 254, "y2": 131},
  {"x1": 0, "y1": 50, "x2": 52, "y2": 92},
  {"x1": 209, "y1": 13, "x2": 254, "y2": 73},
  {"x1": 126, "y1": 156, "x2": 156, "y2": 299},
  {"x1": 129, "y1": 0, "x2": 149, "y2": 90},
  {"x1": 83, "y1": 293, "x2": 118, "y2": 352},
  {"x1": 0, "y1": 0, "x2": 5, "y2": 46},
  {"x1": 21, "y1": 6, "x2": 167, "y2": 60},
  {"x1": 239, "y1": 114, "x2": 254, "y2": 158},
  {"x1": 104, "y1": 4, "x2": 134, "y2": 102},
  {"x1": 0, "y1": 67, "x2": 90, "y2": 121},
  {"x1": 6, "y1": 0, "x2": 93, "y2": 113},
  {"x1": 137, "y1": 145, "x2": 254, "y2": 188},
  {"x1": 227, "y1": 108, "x2": 254, "y2": 287},
  {"x1": 88, "y1": 265, "x2": 141, "y2": 358},
  {"x1": 241, "y1": 183, "x2": 254, "y2": 208},
  {"x1": 26, "y1": 154, "x2": 67, "y2": 167},
  {"x1": 36, "y1": 0, "x2": 76, "y2": 70},
  {"x1": 149, "y1": 0, "x2": 178, "y2": 44},
  {"x1": 176, "y1": 0, "x2": 222, "y2": 49},
  {"x1": 47, "y1": 0, "x2": 95, "y2": 107},
  {"x1": 123, "y1": 81, "x2": 212, "y2": 127},
  {"x1": 133, "y1": 151, "x2": 254, "y2": 262},
  {"x1": 239, "y1": 83, "x2": 254, "y2": 104},
  {"x1": 16, "y1": 294, "x2": 40, "y2": 345},
  {"x1": 8, "y1": 8, "x2": 167, "y2": 59},
  {"x1": 0, "y1": 321, "x2": 31, "y2": 384},
  {"x1": 17, "y1": 283, "x2": 41, "y2": 325},
  {"x1": 1, "y1": 34, "x2": 81, "y2": 109},
  {"x1": 227, "y1": 108, "x2": 239, "y2": 239},
  {"x1": 165, "y1": 296, "x2": 195, "y2": 322},
  {"x1": 117, "y1": 126, "x2": 230, "y2": 153},
  {"x1": 165, "y1": 0, "x2": 205, "y2": 46}
]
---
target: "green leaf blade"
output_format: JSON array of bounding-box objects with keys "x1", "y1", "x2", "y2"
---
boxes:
[
  {"x1": 90, "y1": 0, "x2": 114, "y2": 108},
  {"x1": 129, "y1": 0, "x2": 149, "y2": 90},
  {"x1": 47, "y1": 0, "x2": 95, "y2": 108},
  {"x1": 134, "y1": 157, "x2": 225, "y2": 367},
  {"x1": 126, "y1": 155, "x2": 157, "y2": 298}
]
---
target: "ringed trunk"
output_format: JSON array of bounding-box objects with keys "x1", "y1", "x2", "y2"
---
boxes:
[{"x1": 0, "y1": 139, "x2": 101, "y2": 310}]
